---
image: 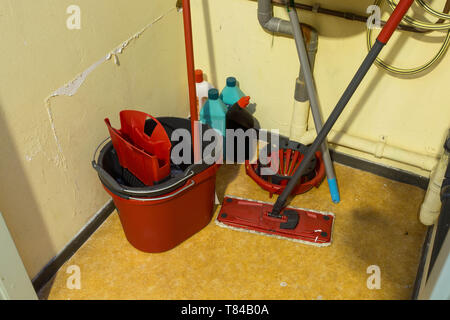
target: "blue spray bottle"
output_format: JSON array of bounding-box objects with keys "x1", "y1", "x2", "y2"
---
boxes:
[
  {"x1": 200, "y1": 89, "x2": 228, "y2": 158},
  {"x1": 220, "y1": 77, "x2": 245, "y2": 107}
]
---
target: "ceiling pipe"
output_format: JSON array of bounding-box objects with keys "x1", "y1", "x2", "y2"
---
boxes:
[
  {"x1": 258, "y1": 0, "x2": 293, "y2": 35},
  {"x1": 269, "y1": 0, "x2": 425, "y2": 33},
  {"x1": 258, "y1": 0, "x2": 318, "y2": 107}
]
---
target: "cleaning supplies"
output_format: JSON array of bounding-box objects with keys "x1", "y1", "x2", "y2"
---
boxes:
[
  {"x1": 220, "y1": 77, "x2": 245, "y2": 107},
  {"x1": 200, "y1": 88, "x2": 228, "y2": 137},
  {"x1": 226, "y1": 96, "x2": 253, "y2": 131},
  {"x1": 225, "y1": 96, "x2": 258, "y2": 162},
  {"x1": 93, "y1": 117, "x2": 220, "y2": 253},
  {"x1": 216, "y1": 0, "x2": 415, "y2": 246},
  {"x1": 195, "y1": 69, "x2": 214, "y2": 116}
]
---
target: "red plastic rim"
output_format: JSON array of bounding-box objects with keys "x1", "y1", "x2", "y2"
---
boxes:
[{"x1": 245, "y1": 151, "x2": 325, "y2": 197}]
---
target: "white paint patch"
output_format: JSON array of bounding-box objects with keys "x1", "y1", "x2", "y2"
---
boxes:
[
  {"x1": 280, "y1": 282, "x2": 287, "y2": 287},
  {"x1": 24, "y1": 137, "x2": 44, "y2": 162},
  {"x1": 49, "y1": 58, "x2": 106, "y2": 98},
  {"x1": 113, "y1": 54, "x2": 120, "y2": 66},
  {"x1": 47, "y1": 7, "x2": 175, "y2": 99},
  {"x1": 45, "y1": 104, "x2": 67, "y2": 168},
  {"x1": 44, "y1": 6, "x2": 176, "y2": 162}
]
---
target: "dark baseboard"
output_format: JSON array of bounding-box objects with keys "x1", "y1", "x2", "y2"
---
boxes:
[
  {"x1": 32, "y1": 200, "x2": 116, "y2": 295},
  {"x1": 411, "y1": 225, "x2": 434, "y2": 299},
  {"x1": 329, "y1": 149, "x2": 430, "y2": 190}
]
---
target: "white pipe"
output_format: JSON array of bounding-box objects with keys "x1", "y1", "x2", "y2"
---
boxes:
[
  {"x1": 289, "y1": 100, "x2": 309, "y2": 138},
  {"x1": 297, "y1": 129, "x2": 439, "y2": 171},
  {"x1": 420, "y1": 142, "x2": 449, "y2": 225}
]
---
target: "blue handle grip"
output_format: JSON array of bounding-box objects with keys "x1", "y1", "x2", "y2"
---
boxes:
[{"x1": 327, "y1": 178, "x2": 340, "y2": 204}]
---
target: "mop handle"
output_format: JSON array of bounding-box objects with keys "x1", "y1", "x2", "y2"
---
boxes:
[
  {"x1": 271, "y1": 0, "x2": 414, "y2": 217},
  {"x1": 377, "y1": 0, "x2": 414, "y2": 44},
  {"x1": 182, "y1": 0, "x2": 201, "y2": 163}
]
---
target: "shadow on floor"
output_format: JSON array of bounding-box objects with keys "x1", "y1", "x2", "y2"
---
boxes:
[
  {"x1": 215, "y1": 164, "x2": 241, "y2": 202},
  {"x1": 344, "y1": 204, "x2": 427, "y2": 287}
]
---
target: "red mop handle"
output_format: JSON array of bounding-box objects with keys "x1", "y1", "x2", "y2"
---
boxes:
[
  {"x1": 182, "y1": 0, "x2": 201, "y2": 162},
  {"x1": 377, "y1": 0, "x2": 414, "y2": 44},
  {"x1": 182, "y1": 0, "x2": 197, "y2": 122}
]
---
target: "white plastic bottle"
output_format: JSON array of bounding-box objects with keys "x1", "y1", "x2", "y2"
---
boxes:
[{"x1": 195, "y1": 69, "x2": 214, "y2": 116}]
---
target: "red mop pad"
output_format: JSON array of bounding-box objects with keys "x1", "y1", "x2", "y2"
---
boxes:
[{"x1": 216, "y1": 196, "x2": 334, "y2": 247}]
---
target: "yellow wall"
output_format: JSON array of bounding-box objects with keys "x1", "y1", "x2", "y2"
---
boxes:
[
  {"x1": 0, "y1": 0, "x2": 187, "y2": 277},
  {"x1": 191, "y1": 0, "x2": 450, "y2": 175},
  {"x1": 1, "y1": 0, "x2": 449, "y2": 280}
]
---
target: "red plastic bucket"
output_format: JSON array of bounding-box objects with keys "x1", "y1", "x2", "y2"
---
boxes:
[
  {"x1": 93, "y1": 117, "x2": 220, "y2": 253},
  {"x1": 103, "y1": 164, "x2": 218, "y2": 253}
]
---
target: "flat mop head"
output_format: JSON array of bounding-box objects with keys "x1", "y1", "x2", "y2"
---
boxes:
[{"x1": 216, "y1": 196, "x2": 334, "y2": 247}]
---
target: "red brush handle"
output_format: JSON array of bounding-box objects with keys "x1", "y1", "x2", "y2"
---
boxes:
[
  {"x1": 182, "y1": 0, "x2": 197, "y2": 121},
  {"x1": 182, "y1": 0, "x2": 201, "y2": 162},
  {"x1": 377, "y1": 0, "x2": 414, "y2": 44}
]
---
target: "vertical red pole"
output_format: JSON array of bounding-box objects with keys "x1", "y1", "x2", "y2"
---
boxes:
[{"x1": 182, "y1": 0, "x2": 201, "y2": 163}]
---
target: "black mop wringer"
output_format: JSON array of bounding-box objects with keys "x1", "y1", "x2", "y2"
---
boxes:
[{"x1": 216, "y1": 0, "x2": 415, "y2": 246}]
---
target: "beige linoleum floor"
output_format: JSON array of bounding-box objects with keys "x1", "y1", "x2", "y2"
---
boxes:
[{"x1": 44, "y1": 163, "x2": 427, "y2": 300}]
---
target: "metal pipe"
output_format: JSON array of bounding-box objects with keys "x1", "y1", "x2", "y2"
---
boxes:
[
  {"x1": 299, "y1": 129, "x2": 439, "y2": 172},
  {"x1": 287, "y1": 3, "x2": 340, "y2": 203},
  {"x1": 269, "y1": 0, "x2": 425, "y2": 33},
  {"x1": 420, "y1": 131, "x2": 450, "y2": 225},
  {"x1": 258, "y1": 0, "x2": 293, "y2": 35},
  {"x1": 272, "y1": 39, "x2": 386, "y2": 216},
  {"x1": 258, "y1": 0, "x2": 311, "y2": 102},
  {"x1": 295, "y1": 26, "x2": 318, "y2": 103},
  {"x1": 259, "y1": 0, "x2": 339, "y2": 201}
]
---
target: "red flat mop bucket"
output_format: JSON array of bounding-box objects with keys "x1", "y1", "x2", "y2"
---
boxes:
[{"x1": 93, "y1": 117, "x2": 220, "y2": 253}]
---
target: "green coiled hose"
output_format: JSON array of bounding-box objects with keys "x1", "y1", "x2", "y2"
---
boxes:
[{"x1": 367, "y1": 0, "x2": 450, "y2": 75}]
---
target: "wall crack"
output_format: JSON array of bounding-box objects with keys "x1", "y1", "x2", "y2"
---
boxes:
[{"x1": 44, "y1": 6, "x2": 177, "y2": 165}]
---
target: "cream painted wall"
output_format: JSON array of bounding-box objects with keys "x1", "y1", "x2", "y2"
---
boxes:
[
  {"x1": 191, "y1": 0, "x2": 450, "y2": 176},
  {"x1": 0, "y1": 0, "x2": 188, "y2": 277},
  {"x1": 1, "y1": 0, "x2": 448, "y2": 280}
]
